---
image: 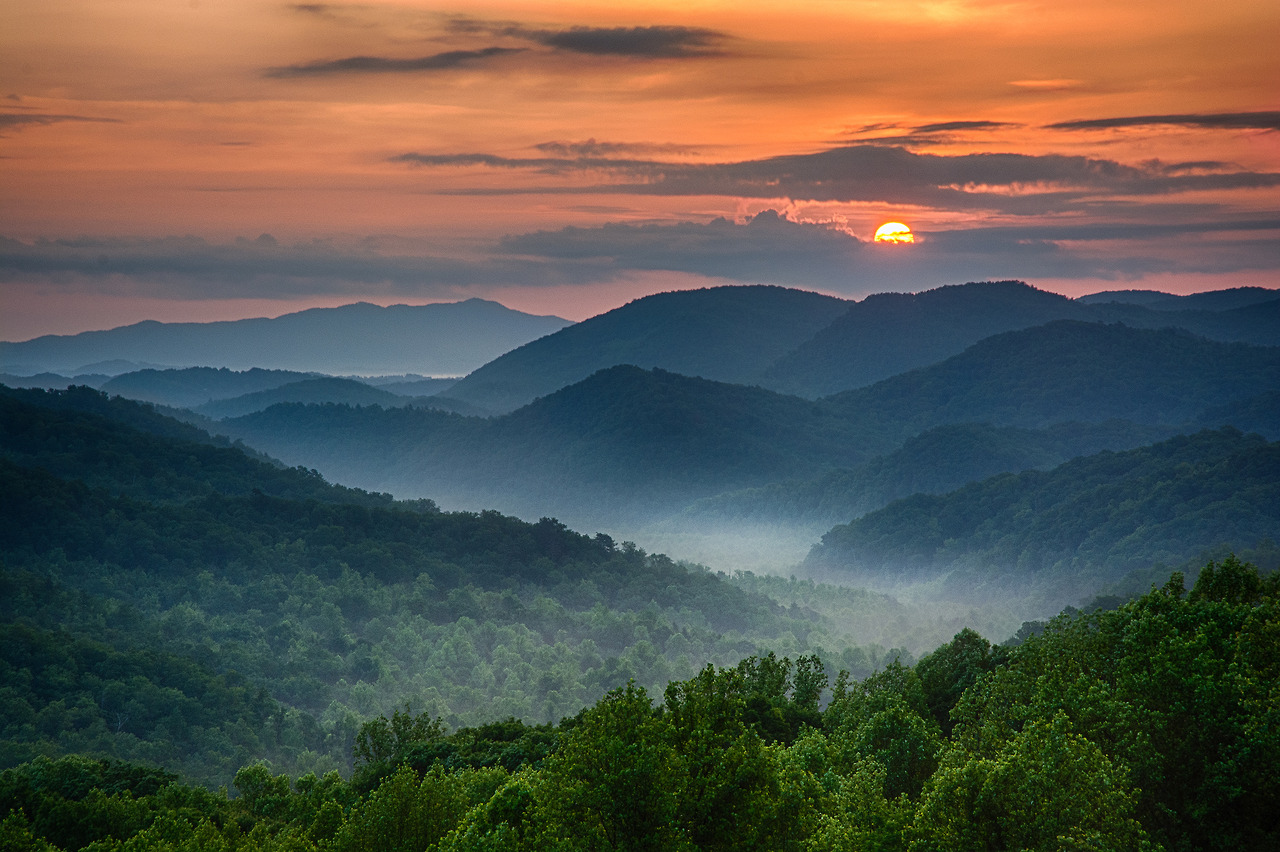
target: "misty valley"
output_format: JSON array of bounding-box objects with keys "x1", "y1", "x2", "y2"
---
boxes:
[{"x1": 2, "y1": 281, "x2": 1278, "y2": 851}]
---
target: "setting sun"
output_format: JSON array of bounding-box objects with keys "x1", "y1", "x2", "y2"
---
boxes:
[{"x1": 874, "y1": 222, "x2": 915, "y2": 243}]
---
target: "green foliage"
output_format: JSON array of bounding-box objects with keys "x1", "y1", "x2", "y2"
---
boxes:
[{"x1": 3, "y1": 561, "x2": 1276, "y2": 851}]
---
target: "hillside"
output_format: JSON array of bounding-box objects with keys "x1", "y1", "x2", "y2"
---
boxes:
[
  {"x1": 805, "y1": 428, "x2": 1280, "y2": 608},
  {"x1": 764, "y1": 282, "x2": 1280, "y2": 397},
  {"x1": 0, "y1": 299, "x2": 571, "y2": 377},
  {"x1": 824, "y1": 320, "x2": 1280, "y2": 443},
  {"x1": 100, "y1": 366, "x2": 319, "y2": 409},
  {"x1": 679, "y1": 420, "x2": 1177, "y2": 530},
  {"x1": 213, "y1": 323, "x2": 1280, "y2": 543},
  {"x1": 2, "y1": 386, "x2": 908, "y2": 786},
  {"x1": 761, "y1": 280, "x2": 1083, "y2": 397},
  {"x1": 221, "y1": 366, "x2": 878, "y2": 526},
  {"x1": 444, "y1": 285, "x2": 850, "y2": 413}
]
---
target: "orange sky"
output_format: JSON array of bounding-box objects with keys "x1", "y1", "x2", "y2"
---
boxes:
[{"x1": 2, "y1": 0, "x2": 1278, "y2": 339}]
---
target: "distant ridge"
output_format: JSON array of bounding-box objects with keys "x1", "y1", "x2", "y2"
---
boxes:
[
  {"x1": 443, "y1": 286, "x2": 850, "y2": 413},
  {"x1": 0, "y1": 299, "x2": 572, "y2": 376},
  {"x1": 446, "y1": 282, "x2": 1280, "y2": 411}
]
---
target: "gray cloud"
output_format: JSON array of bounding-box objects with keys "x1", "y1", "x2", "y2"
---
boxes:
[
  {"x1": 0, "y1": 234, "x2": 612, "y2": 300},
  {"x1": 498, "y1": 211, "x2": 1280, "y2": 288},
  {"x1": 266, "y1": 46, "x2": 523, "y2": 77},
  {"x1": 1048, "y1": 112, "x2": 1280, "y2": 132},
  {"x1": 0, "y1": 113, "x2": 120, "y2": 134},
  {"x1": 533, "y1": 138, "x2": 702, "y2": 158},
  {"x1": 528, "y1": 25, "x2": 726, "y2": 57},
  {"x1": 910, "y1": 120, "x2": 1019, "y2": 133},
  {"x1": 6, "y1": 209, "x2": 1279, "y2": 305},
  {"x1": 391, "y1": 144, "x2": 1280, "y2": 215}
]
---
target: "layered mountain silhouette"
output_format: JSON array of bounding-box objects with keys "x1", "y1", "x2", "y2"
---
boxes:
[
  {"x1": 211, "y1": 321, "x2": 1280, "y2": 537},
  {"x1": 0, "y1": 299, "x2": 571, "y2": 377},
  {"x1": 444, "y1": 286, "x2": 850, "y2": 413},
  {"x1": 445, "y1": 282, "x2": 1280, "y2": 410}
]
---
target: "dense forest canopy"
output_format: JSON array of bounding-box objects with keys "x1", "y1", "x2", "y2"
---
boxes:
[{"x1": 2, "y1": 558, "x2": 1276, "y2": 851}]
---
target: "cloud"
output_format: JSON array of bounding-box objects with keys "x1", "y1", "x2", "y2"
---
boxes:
[
  {"x1": 1009, "y1": 79, "x2": 1084, "y2": 90},
  {"x1": 0, "y1": 234, "x2": 612, "y2": 300},
  {"x1": 0, "y1": 113, "x2": 120, "y2": 135},
  {"x1": 497, "y1": 210, "x2": 1280, "y2": 289},
  {"x1": 1048, "y1": 112, "x2": 1280, "y2": 132},
  {"x1": 527, "y1": 25, "x2": 727, "y2": 58},
  {"x1": 533, "y1": 138, "x2": 702, "y2": 158},
  {"x1": 910, "y1": 120, "x2": 1019, "y2": 134},
  {"x1": 390, "y1": 144, "x2": 1280, "y2": 215},
  {"x1": 266, "y1": 46, "x2": 524, "y2": 77},
  {"x1": 5, "y1": 210, "x2": 1279, "y2": 306}
]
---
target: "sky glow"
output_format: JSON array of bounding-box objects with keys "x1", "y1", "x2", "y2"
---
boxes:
[{"x1": 1, "y1": 0, "x2": 1278, "y2": 339}]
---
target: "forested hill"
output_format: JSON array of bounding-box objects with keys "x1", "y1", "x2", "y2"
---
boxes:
[
  {"x1": 825, "y1": 320, "x2": 1280, "y2": 440},
  {"x1": 766, "y1": 283, "x2": 1280, "y2": 398},
  {"x1": 443, "y1": 282, "x2": 1279, "y2": 411},
  {"x1": 0, "y1": 385, "x2": 403, "y2": 507},
  {"x1": 219, "y1": 366, "x2": 881, "y2": 524},
  {"x1": 214, "y1": 323, "x2": 1280, "y2": 534},
  {"x1": 2, "y1": 384, "x2": 897, "y2": 787},
  {"x1": 443, "y1": 285, "x2": 851, "y2": 413},
  {"x1": 806, "y1": 428, "x2": 1280, "y2": 607}
]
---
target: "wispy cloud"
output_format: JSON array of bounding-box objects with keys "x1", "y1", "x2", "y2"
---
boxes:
[
  {"x1": 389, "y1": 144, "x2": 1280, "y2": 215},
  {"x1": 533, "y1": 138, "x2": 702, "y2": 158},
  {"x1": 1048, "y1": 112, "x2": 1280, "y2": 132},
  {"x1": 0, "y1": 113, "x2": 120, "y2": 135},
  {"x1": 265, "y1": 47, "x2": 524, "y2": 78}
]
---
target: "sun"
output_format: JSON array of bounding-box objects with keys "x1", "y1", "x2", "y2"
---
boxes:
[{"x1": 873, "y1": 222, "x2": 914, "y2": 243}]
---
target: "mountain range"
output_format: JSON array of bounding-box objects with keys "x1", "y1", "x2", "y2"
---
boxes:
[
  {"x1": 0, "y1": 299, "x2": 572, "y2": 377},
  {"x1": 445, "y1": 281, "x2": 1280, "y2": 410}
]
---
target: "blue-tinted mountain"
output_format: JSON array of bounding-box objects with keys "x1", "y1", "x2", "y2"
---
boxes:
[
  {"x1": 220, "y1": 366, "x2": 874, "y2": 526},
  {"x1": 0, "y1": 299, "x2": 571, "y2": 376},
  {"x1": 1076, "y1": 286, "x2": 1279, "y2": 311},
  {"x1": 444, "y1": 286, "x2": 850, "y2": 413},
  {"x1": 194, "y1": 377, "x2": 413, "y2": 419},
  {"x1": 823, "y1": 320, "x2": 1280, "y2": 443},
  {"x1": 762, "y1": 282, "x2": 1280, "y2": 397},
  {"x1": 804, "y1": 428, "x2": 1280, "y2": 609},
  {"x1": 100, "y1": 367, "x2": 318, "y2": 409},
  {"x1": 215, "y1": 323, "x2": 1280, "y2": 532}
]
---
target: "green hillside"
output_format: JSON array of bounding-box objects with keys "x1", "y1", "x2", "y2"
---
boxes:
[
  {"x1": 3, "y1": 559, "x2": 1275, "y2": 852},
  {"x1": 806, "y1": 428, "x2": 1280, "y2": 607},
  {"x1": 0, "y1": 387, "x2": 893, "y2": 787}
]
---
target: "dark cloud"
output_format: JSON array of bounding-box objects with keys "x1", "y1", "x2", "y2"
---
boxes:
[
  {"x1": 1048, "y1": 112, "x2": 1280, "y2": 132},
  {"x1": 265, "y1": 46, "x2": 523, "y2": 77},
  {"x1": 528, "y1": 25, "x2": 726, "y2": 57},
  {"x1": 0, "y1": 234, "x2": 611, "y2": 300},
  {"x1": 533, "y1": 138, "x2": 701, "y2": 158},
  {"x1": 390, "y1": 144, "x2": 1280, "y2": 215},
  {"x1": 6, "y1": 209, "x2": 1279, "y2": 304},
  {"x1": 910, "y1": 120, "x2": 1019, "y2": 133},
  {"x1": 0, "y1": 113, "x2": 120, "y2": 134},
  {"x1": 389, "y1": 151, "x2": 662, "y2": 176},
  {"x1": 497, "y1": 211, "x2": 1280, "y2": 288}
]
